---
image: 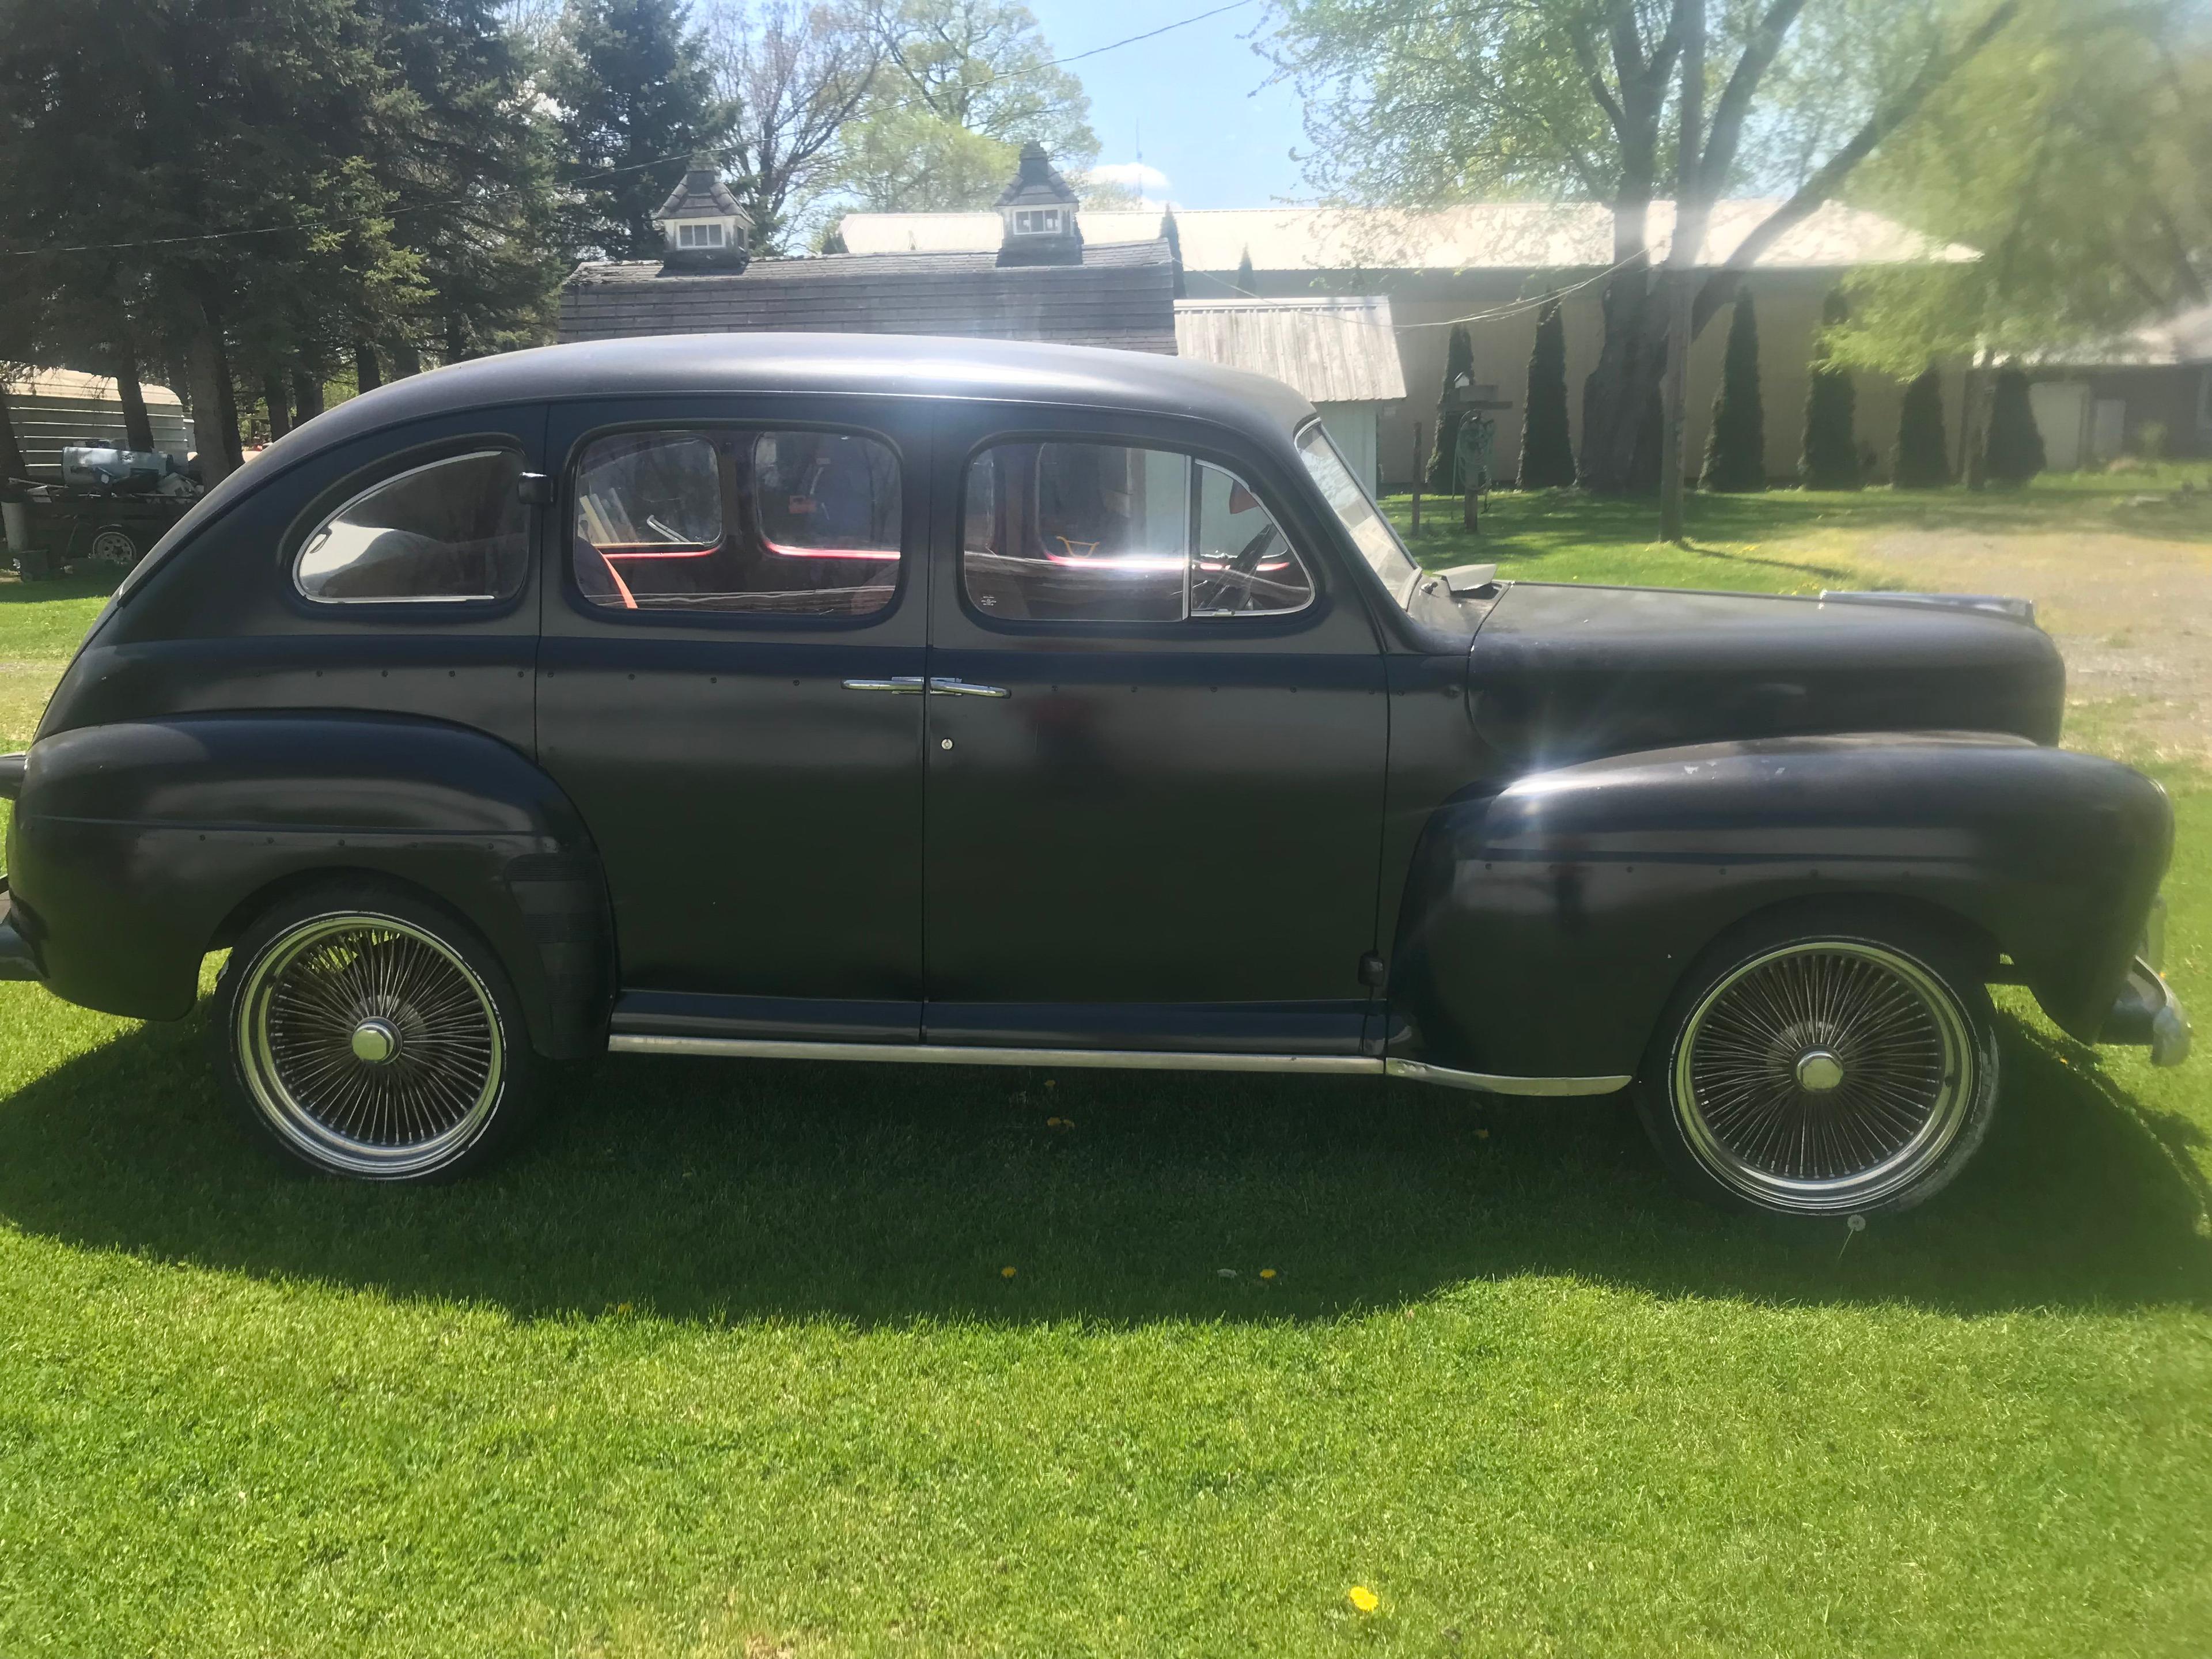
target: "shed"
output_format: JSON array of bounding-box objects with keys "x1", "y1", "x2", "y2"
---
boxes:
[
  {"x1": 2, "y1": 369, "x2": 194, "y2": 479},
  {"x1": 562, "y1": 240, "x2": 1177, "y2": 354},
  {"x1": 1172, "y1": 296, "x2": 1407, "y2": 491}
]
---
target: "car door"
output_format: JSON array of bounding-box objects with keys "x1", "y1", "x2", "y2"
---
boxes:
[
  {"x1": 536, "y1": 395, "x2": 930, "y2": 1037},
  {"x1": 921, "y1": 404, "x2": 1390, "y2": 1053}
]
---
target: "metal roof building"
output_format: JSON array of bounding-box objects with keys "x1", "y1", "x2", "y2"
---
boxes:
[
  {"x1": 1, "y1": 369, "x2": 194, "y2": 479},
  {"x1": 1173, "y1": 296, "x2": 1407, "y2": 491}
]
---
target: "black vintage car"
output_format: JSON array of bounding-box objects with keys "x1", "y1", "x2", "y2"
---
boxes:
[{"x1": 0, "y1": 335, "x2": 2188, "y2": 1213}]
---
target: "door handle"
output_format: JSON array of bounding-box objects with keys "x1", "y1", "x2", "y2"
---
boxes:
[
  {"x1": 927, "y1": 677, "x2": 1010, "y2": 698},
  {"x1": 843, "y1": 676, "x2": 926, "y2": 694}
]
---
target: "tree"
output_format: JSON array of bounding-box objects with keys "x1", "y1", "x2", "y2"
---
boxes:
[
  {"x1": 1426, "y1": 324, "x2": 1473, "y2": 492},
  {"x1": 1893, "y1": 367, "x2": 1950, "y2": 487},
  {"x1": 1982, "y1": 366, "x2": 2044, "y2": 485},
  {"x1": 838, "y1": 0, "x2": 1099, "y2": 211},
  {"x1": 1268, "y1": 0, "x2": 2024, "y2": 495},
  {"x1": 710, "y1": 1, "x2": 881, "y2": 253},
  {"x1": 1518, "y1": 300, "x2": 1576, "y2": 487},
  {"x1": 1699, "y1": 287, "x2": 1763, "y2": 490},
  {"x1": 547, "y1": 0, "x2": 736, "y2": 258},
  {"x1": 1234, "y1": 249, "x2": 1256, "y2": 294},
  {"x1": 1799, "y1": 291, "x2": 1858, "y2": 488}
]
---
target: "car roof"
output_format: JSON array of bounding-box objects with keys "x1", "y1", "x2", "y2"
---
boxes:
[{"x1": 275, "y1": 332, "x2": 1320, "y2": 464}]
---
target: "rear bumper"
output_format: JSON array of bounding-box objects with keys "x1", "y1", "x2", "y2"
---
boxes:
[
  {"x1": 0, "y1": 888, "x2": 42, "y2": 983},
  {"x1": 2101, "y1": 957, "x2": 2189, "y2": 1067}
]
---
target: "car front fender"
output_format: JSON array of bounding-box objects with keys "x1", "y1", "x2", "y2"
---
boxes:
[
  {"x1": 1389, "y1": 732, "x2": 2172, "y2": 1079},
  {"x1": 5, "y1": 712, "x2": 612, "y2": 1057}
]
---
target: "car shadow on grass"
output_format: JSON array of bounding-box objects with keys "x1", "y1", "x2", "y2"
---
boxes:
[{"x1": 0, "y1": 1002, "x2": 2206, "y2": 1325}]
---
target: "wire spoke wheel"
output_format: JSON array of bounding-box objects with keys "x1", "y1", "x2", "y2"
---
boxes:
[
  {"x1": 1671, "y1": 939, "x2": 1977, "y2": 1213},
  {"x1": 234, "y1": 911, "x2": 506, "y2": 1178}
]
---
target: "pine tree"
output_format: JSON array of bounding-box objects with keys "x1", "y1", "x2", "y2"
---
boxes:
[
  {"x1": 1517, "y1": 300, "x2": 1575, "y2": 488},
  {"x1": 1982, "y1": 366, "x2": 2046, "y2": 486},
  {"x1": 547, "y1": 0, "x2": 736, "y2": 259},
  {"x1": 1800, "y1": 292, "x2": 1861, "y2": 489},
  {"x1": 1892, "y1": 368, "x2": 1951, "y2": 487},
  {"x1": 1427, "y1": 324, "x2": 1473, "y2": 491},
  {"x1": 1699, "y1": 289, "x2": 1765, "y2": 491},
  {"x1": 1234, "y1": 248, "x2": 1255, "y2": 294}
]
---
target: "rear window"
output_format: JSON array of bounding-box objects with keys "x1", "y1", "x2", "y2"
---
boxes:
[
  {"x1": 294, "y1": 448, "x2": 529, "y2": 603},
  {"x1": 573, "y1": 428, "x2": 901, "y2": 616}
]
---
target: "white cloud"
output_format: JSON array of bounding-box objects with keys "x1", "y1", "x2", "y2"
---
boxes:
[{"x1": 1083, "y1": 161, "x2": 1173, "y2": 205}]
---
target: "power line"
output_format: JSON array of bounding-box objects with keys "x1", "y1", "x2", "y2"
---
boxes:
[{"x1": 1033, "y1": 0, "x2": 1260, "y2": 72}]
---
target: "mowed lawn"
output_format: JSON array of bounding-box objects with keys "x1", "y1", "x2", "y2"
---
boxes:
[{"x1": 2, "y1": 485, "x2": 2210, "y2": 1657}]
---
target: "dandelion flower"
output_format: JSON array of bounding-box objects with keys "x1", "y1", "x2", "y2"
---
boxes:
[
  {"x1": 1001, "y1": 1266, "x2": 1017, "y2": 1279},
  {"x1": 1260, "y1": 1268, "x2": 1277, "y2": 1281},
  {"x1": 1347, "y1": 1586, "x2": 1379, "y2": 1613}
]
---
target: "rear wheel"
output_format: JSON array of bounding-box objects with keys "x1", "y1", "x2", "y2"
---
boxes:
[
  {"x1": 1637, "y1": 911, "x2": 2000, "y2": 1215},
  {"x1": 213, "y1": 884, "x2": 542, "y2": 1180}
]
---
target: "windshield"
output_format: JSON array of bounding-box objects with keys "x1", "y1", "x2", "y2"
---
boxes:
[{"x1": 1296, "y1": 422, "x2": 1421, "y2": 609}]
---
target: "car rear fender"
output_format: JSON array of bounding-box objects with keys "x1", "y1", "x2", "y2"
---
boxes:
[
  {"x1": 1388, "y1": 733, "x2": 2172, "y2": 1078},
  {"x1": 4, "y1": 712, "x2": 612, "y2": 1058}
]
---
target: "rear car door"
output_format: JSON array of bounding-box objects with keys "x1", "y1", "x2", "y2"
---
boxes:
[
  {"x1": 536, "y1": 395, "x2": 930, "y2": 1036},
  {"x1": 921, "y1": 404, "x2": 1390, "y2": 1054}
]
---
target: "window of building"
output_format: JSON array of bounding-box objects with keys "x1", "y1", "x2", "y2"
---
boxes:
[
  {"x1": 676, "y1": 222, "x2": 726, "y2": 248},
  {"x1": 295, "y1": 448, "x2": 529, "y2": 604},
  {"x1": 573, "y1": 429, "x2": 901, "y2": 616},
  {"x1": 961, "y1": 441, "x2": 1312, "y2": 623},
  {"x1": 1012, "y1": 208, "x2": 1062, "y2": 236}
]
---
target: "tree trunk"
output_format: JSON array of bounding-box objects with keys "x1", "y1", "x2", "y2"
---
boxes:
[
  {"x1": 389, "y1": 338, "x2": 422, "y2": 378},
  {"x1": 444, "y1": 316, "x2": 471, "y2": 366},
  {"x1": 186, "y1": 294, "x2": 243, "y2": 484},
  {"x1": 0, "y1": 380, "x2": 29, "y2": 499},
  {"x1": 292, "y1": 365, "x2": 324, "y2": 425},
  {"x1": 1961, "y1": 357, "x2": 1994, "y2": 490},
  {"x1": 264, "y1": 371, "x2": 292, "y2": 441},
  {"x1": 1660, "y1": 0, "x2": 1709, "y2": 543},
  {"x1": 113, "y1": 345, "x2": 156, "y2": 453},
  {"x1": 1580, "y1": 275, "x2": 1668, "y2": 494},
  {"x1": 355, "y1": 340, "x2": 382, "y2": 393}
]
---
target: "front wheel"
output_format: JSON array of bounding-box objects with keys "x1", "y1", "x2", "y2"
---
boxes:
[
  {"x1": 1636, "y1": 911, "x2": 2001, "y2": 1215},
  {"x1": 213, "y1": 884, "x2": 543, "y2": 1180}
]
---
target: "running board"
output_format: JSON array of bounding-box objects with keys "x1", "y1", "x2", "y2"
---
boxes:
[{"x1": 606, "y1": 1032, "x2": 1630, "y2": 1097}]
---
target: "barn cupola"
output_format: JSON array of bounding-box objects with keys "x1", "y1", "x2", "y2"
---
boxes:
[
  {"x1": 994, "y1": 141, "x2": 1084, "y2": 267},
  {"x1": 653, "y1": 160, "x2": 752, "y2": 272}
]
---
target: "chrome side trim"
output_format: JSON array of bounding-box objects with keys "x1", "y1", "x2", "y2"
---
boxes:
[
  {"x1": 608, "y1": 1033, "x2": 1380, "y2": 1074},
  {"x1": 927, "y1": 677, "x2": 1009, "y2": 698},
  {"x1": 1384, "y1": 1058, "x2": 1632, "y2": 1097},
  {"x1": 608, "y1": 1032, "x2": 1631, "y2": 1094},
  {"x1": 843, "y1": 676, "x2": 926, "y2": 694}
]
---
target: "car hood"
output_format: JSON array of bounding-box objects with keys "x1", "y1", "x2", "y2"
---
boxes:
[{"x1": 1464, "y1": 581, "x2": 2066, "y2": 769}]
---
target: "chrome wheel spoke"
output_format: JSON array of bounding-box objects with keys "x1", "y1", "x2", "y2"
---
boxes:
[
  {"x1": 236, "y1": 911, "x2": 505, "y2": 1178},
  {"x1": 1673, "y1": 940, "x2": 1976, "y2": 1210}
]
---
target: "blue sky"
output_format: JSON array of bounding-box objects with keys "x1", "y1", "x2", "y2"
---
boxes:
[{"x1": 1023, "y1": 0, "x2": 1312, "y2": 210}]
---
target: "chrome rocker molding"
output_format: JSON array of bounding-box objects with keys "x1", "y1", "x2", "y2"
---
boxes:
[{"x1": 606, "y1": 1033, "x2": 1631, "y2": 1096}]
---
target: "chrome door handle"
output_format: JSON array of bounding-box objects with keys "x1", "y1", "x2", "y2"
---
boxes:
[
  {"x1": 927, "y1": 677, "x2": 1009, "y2": 698},
  {"x1": 843, "y1": 676, "x2": 926, "y2": 694}
]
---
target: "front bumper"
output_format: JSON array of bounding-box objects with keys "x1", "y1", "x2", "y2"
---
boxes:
[{"x1": 2102, "y1": 956, "x2": 2190, "y2": 1067}]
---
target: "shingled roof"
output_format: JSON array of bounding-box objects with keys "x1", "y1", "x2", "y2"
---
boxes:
[
  {"x1": 655, "y1": 167, "x2": 748, "y2": 222},
  {"x1": 559, "y1": 238, "x2": 1178, "y2": 354}
]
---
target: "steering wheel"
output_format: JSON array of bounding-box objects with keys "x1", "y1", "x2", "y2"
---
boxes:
[{"x1": 1191, "y1": 521, "x2": 1283, "y2": 614}]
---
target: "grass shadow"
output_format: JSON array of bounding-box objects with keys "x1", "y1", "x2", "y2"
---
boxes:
[{"x1": 0, "y1": 1000, "x2": 2205, "y2": 1326}]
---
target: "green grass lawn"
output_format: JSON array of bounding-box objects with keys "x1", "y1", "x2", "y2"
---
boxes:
[{"x1": 3, "y1": 490, "x2": 2210, "y2": 1657}]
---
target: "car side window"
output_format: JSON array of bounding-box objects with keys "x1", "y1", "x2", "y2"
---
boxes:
[
  {"x1": 962, "y1": 441, "x2": 1312, "y2": 622},
  {"x1": 294, "y1": 448, "x2": 529, "y2": 603},
  {"x1": 573, "y1": 427, "x2": 900, "y2": 616}
]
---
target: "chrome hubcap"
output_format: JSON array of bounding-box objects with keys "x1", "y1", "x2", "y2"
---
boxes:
[
  {"x1": 1794, "y1": 1048, "x2": 1846, "y2": 1092},
  {"x1": 1672, "y1": 940, "x2": 1975, "y2": 1212},
  {"x1": 350, "y1": 1017, "x2": 401, "y2": 1065},
  {"x1": 234, "y1": 911, "x2": 505, "y2": 1178}
]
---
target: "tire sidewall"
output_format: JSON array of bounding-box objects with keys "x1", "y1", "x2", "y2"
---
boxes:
[
  {"x1": 1633, "y1": 905, "x2": 2002, "y2": 1216},
  {"x1": 211, "y1": 881, "x2": 542, "y2": 1181}
]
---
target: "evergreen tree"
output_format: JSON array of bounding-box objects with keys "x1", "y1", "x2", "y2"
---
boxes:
[
  {"x1": 1426, "y1": 324, "x2": 1473, "y2": 491},
  {"x1": 1893, "y1": 367, "x2": 1951, "y2": 487},
  {"x1": 1699, "y1": 289, "x2": 1765, "y2": 491},
  {"x1": 1800, "y1": 292, "x2": 1861, "y2": 488},
  {"x1": 547, "y1": 0, "x2": 735, "y2": 259},
  {"x1": 1517, "y1": 300, "x2": 1574, "y2": 488},
  {"x1": 1234, "y1": 248, "x2": 1255, "y2": 295},
  {"x1": 1982, "y1": 366, "x2": 2046, "y2": 485}
]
